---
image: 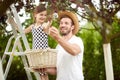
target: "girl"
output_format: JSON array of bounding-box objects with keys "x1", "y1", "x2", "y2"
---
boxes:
[
  {"x1": 24, "y1": 4, "x2": 51, "y2": 80},
  {"x1": 7, "y1": 3, "x2": 51, "y2": 80},
  {"x1": 24, "y1": 4, "x2": 51, "y2": 50}
]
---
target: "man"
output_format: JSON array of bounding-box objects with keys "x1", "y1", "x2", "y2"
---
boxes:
[{"x1": 47, "y1": 10, "x2": 84, "y2": 80}]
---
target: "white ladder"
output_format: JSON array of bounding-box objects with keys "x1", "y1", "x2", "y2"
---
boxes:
[{"x1": 2, "y1": 4, "x2": 40, "y2": 80}]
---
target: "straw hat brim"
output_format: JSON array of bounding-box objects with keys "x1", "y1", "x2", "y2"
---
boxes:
[{"x1": 58, "y1": 11, "x2": 79, "y2": 35}]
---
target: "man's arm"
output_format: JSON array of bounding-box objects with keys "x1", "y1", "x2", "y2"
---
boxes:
[{"x1": 49, "y1": 27, "x2": 81, "y2": 56}]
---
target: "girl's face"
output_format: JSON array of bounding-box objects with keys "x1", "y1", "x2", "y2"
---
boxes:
[{"x1": 35, "y1": 11, "x2": 47, "y2": 24}]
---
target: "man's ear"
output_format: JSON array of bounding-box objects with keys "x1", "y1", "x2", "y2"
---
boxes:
[{"x1": 71, "y1": 25, "x2": 75, "y2": 31}]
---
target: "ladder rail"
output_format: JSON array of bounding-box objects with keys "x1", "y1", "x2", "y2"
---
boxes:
[
  {"x1": 3, "y1": 35, "x2": 34, "y2": 80},
  {"x1": 2, "y1": 36, "x2": 14, "y2": 62},
  {"x1": 17, "y1": 36, "x2": 33, "y2": 80},
  {"x1": 16, "y1": 36, "x2": 40, "y2": 80},
  {"x1": 4, "y1": 36, "x2": 19, "y2": 79},
  {"x1": 2, "y1": 3, "x2": 41, "y2": 80},
  {"x1": 9, "y1": 4, "x2": 41, "y2": 80},
  {"x1": 4, "y1": 6, "x2": 34, "y2": 80},
  {"x1": 10, "y1": 4, "x2": 30, "y2": 50}
]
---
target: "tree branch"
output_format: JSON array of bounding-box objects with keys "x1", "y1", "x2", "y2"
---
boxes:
[
  {"x1": 0, "y1": 0, "x2": 16, "y2": 16},
  {"x1": 111, "y1": 31, "x2": 120, "y2": 40}
]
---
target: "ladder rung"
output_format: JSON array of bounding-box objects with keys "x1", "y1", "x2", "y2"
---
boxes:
[{"x1": 4, "y1": 52, "x2": 25, "y2": 56}]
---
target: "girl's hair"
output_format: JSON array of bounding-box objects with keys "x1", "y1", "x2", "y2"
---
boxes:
[
  {"x1": 33, "y1": 4, "x2": 46, "y2": 14},
  {"x1": 33, "y1": 4, "x2": 47, "y2": 22}
]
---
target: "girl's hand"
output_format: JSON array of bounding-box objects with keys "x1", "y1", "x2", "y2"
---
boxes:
[
  {"x1": 42, "y1": 21, "x2": 52, "y2": 34},
  {"x1": 7, "y1": 17, "x2": 14, "y2": 24},
  {"x1": 42, "y1": 21, "x2": 50, "y2": 28},
  {"x1": 7, "y1": 17, "x2": 18, "y2": 30}
]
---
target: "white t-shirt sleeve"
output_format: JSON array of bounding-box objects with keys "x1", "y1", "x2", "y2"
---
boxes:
[{"x1": 69, "y1": 36, "x2": 84, "y2": 54}]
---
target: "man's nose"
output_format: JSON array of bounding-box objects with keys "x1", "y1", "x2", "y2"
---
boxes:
[{"x1": 60, "y1": 23, "x2": 66, "y2": 27}]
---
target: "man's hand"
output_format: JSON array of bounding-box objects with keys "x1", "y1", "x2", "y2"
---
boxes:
[
  {"x1": 49, "y1": 27, "x2": 61, "y2": 40},
  {"x1": 33, "y1": 68, "x2": 46, "y2": 73}
]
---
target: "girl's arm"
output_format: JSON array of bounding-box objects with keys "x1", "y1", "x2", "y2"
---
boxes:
[
  {"x1": 7, "y1": 17, "x2": 32, "y2": 34},
  {"x1": 33, "y1": 67, "x2": 57, "y2": 75},
  {"x1": 46, "y1": 67, "x2": 57, "y2": 75},
  {"x1": 24, "y1": 25, "x2": 32, "y2": 34}
]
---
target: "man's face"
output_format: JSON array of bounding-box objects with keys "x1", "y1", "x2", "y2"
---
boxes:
[{"x1": 59, "y1": 17, "x2": 74, "y2": 35}]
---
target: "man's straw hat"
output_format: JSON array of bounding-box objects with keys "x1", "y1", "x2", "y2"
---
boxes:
[{"x1": 58, "y1": 11, "x2": 79, "y2": 35}]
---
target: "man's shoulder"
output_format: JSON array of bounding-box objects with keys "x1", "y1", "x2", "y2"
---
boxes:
[{"x1": 71, "y1": 35, "x2": 82, "y2": 41}]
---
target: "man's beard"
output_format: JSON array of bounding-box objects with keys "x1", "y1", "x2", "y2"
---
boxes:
[{"x1": 60, "y1": 29, "x2": 71, "y2": 36}]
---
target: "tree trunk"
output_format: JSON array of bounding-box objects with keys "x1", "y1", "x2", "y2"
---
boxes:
[{"x1": 103, "y1": 43, "x2": 114, "y2": 80}]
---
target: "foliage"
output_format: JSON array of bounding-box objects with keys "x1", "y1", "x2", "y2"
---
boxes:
[
  {"x1": 0, "y1": 35, "x2": 10, "y2": 57},
  {"x1": 79, "y1": 22, "x2": 120, "y2": 80},
  {"x1": 4, "y1": 56, "x2": 28, "y2": 80},
  {"x1": 0, "y1": 17, "x2": 120, "y2": 80},
  {"x1": 111, "y1": 17, "x2": 120, "y2": 40},
  {"x1": 79, "y1": 22, "x2": 106, "y2": 80},
  {"x1": 48, "y1": 19, "x2": 59, "y2": 48},
  {"x1": 111, "y1": 19, "x2": 120, "y2": 80}
]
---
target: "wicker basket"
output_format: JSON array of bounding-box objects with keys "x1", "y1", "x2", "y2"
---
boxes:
[{"x1": 25, "y1": 48, "x2": 57, "y2": 69}]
